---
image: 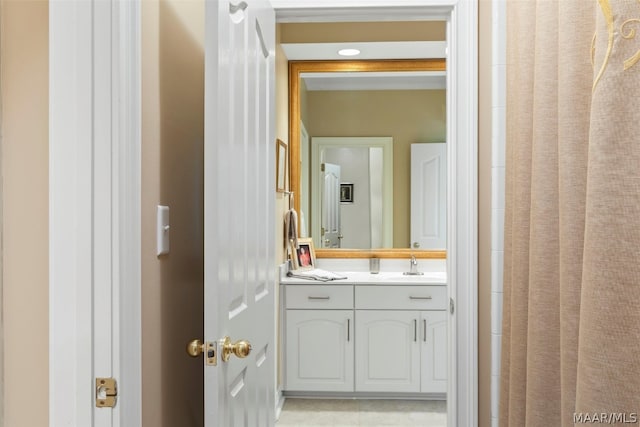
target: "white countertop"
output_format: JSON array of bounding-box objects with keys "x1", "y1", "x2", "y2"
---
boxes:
[{"x1": 280, "y1": 270, "x2": 447, "y2": 285}]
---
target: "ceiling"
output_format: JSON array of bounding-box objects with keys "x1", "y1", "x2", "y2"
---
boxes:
[{"x1": 281, "y1": 41, "x2": 447, "y2": 91}]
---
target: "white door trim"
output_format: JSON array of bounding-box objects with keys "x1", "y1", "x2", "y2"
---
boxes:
[
  {"x1": 49, "y1": 0, "x2": 141, "y2": 425},
  {"x1": 272, "y1": 2, "x2": 478, "y2": 426}
]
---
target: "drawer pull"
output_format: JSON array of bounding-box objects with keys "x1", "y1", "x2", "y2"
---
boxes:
[
  {"x1": 308, "y1": 296, "x2": 330, "y2": 300},
  {"x1": 409, "y1": 296, "x2": 433, "y2": 300}
]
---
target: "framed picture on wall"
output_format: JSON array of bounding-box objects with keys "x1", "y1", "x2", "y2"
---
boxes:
[
  {"x1": 276, "y1": 139, "x2": 287, "y2": 193},
  {"x1": 340, "y1": 183, "x2": 354, "y2": 203},
  {"x1": 290, "y1": 238, "x2": 316, "y2": 270}
]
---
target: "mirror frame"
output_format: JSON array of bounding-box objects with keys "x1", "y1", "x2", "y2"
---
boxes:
[{"x1": 289, "y1": 59, "x2": 447, "y2": 259}]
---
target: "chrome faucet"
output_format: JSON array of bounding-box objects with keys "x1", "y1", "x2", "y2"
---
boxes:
[
  {"x1": 404, "y1": 254, "x2": 423, "y2": 275},
  {"x1": 410, "y1": 255, "x2": 418, "y2": 274}
]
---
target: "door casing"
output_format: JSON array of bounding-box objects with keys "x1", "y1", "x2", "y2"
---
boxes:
[{"x1": 49, "y1": 1, "x2": 141, "y2": 426}]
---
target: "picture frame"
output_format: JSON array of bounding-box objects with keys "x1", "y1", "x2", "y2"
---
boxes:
[
  {"x1": 276, "y1": 139, "x2": 287, "y2": 193},
  {"x1": 290, "y1": 237, "x2": 316, "y2": 270},
  {"x1": 340, "y1": 183, "x2": 354, "y2": 203}
]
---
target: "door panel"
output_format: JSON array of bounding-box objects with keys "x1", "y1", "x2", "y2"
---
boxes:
[
  {"x1": 410, "y1": 143, "x2": 446, "y2": 250},
  {"x1": 204, "y1": 1, "x2": 275, "y2": 426},
  {"x1": 321, "y1": 163, "x2": 341, "y2": 248}
]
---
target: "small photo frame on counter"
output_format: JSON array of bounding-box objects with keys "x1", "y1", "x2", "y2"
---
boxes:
[{"x1": 290, "y1": 237, "x2": 316, "y2": 270}]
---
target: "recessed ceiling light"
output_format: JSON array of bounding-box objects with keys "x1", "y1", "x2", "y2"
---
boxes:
[{"x1": 338, "y1": 48, "x2": 361, "y2": 57}]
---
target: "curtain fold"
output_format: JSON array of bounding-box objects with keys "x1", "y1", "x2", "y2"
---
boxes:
[
  {"x1": 557, "y1": 2, "x2": 593, "y2": 424},
  {"x1": 500, "y1": 1, "x2": 640, "y2": 426}
]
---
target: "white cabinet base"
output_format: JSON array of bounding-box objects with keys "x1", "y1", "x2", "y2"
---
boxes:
[{"x1": 282, "y1": 283, "x2": 448, "y2": 397}]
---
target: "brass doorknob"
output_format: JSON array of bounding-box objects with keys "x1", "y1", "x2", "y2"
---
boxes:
[
  {"x1": 221, "y1": 336, "x2": 252, "y2": 362},
  {"x1": 187, "y1": 339, "x2": 205, "y2": 357}
]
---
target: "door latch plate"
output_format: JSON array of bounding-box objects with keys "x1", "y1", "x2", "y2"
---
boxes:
[
  {"x1": 206, "y1": 341, "x2": 217, "y2": 366},
  {"x1": 96, "y1": 378, "x2": 117, "y2": 408}
]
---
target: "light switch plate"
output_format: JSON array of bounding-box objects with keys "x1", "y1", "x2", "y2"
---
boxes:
[{"x1": 157, "y1": 205, "x2": 170, "y2": 256}]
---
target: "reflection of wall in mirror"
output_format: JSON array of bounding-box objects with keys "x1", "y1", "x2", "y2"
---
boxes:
[
  {"x1": 299, "y1": 121, "x2": 310, "y2": 237},
  {"x1": 299, "y1": 80, "x2": 310, "y2": 236},
  {"x1": 307, "y1": 90, "x2": 446, "y2": 247}
]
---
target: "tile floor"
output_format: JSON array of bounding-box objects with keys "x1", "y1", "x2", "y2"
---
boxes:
[{"x1": 276, "y1": 398, "x2": 447, "y2": 427}]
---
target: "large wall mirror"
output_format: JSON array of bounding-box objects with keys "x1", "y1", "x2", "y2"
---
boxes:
[{"x1": 289, "y1": 59, "x2": 447, "y2": 259}]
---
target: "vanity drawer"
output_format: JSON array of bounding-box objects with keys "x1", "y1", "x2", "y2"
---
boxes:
[
  {"x1": 285, "y1": 285, "x2": 354, "y2": 309},
  {"x1": 355, "y1": 285, "x2": 447, "y2": 310}
]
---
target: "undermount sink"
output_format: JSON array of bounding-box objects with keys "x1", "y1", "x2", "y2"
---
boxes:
[{"x1": 365, "y1": 271, "x2": 447, "y2": 283}]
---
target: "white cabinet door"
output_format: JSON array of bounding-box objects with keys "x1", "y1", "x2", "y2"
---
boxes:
[
  {"x1": 355, "y1": 310, "x2": 421, "y2": 393},
  {"x1": 285, "y1": 310, "x2": 354, "y2": 392},
  {"x1": 420, "y1": 311, "x2": 448, "y2": 393}
]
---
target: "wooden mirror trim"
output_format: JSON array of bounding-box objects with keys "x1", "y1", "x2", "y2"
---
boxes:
[{"x1": 288, "y1": 59, "x2": 447, "y2": 259}]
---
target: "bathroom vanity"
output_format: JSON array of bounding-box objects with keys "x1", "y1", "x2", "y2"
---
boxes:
[{"x1": 279, "y1": 272, "x2": 448, "y2": 398}]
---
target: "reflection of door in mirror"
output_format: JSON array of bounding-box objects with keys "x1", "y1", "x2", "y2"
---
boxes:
[
  {"x1": 411, "y1": 143, "x2": 447, "y2": 250},
  {"x1": 321, "y1": 163, "x2": 341, "y2": 248}
]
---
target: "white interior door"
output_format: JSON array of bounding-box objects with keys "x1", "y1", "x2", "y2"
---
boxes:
[
  {"x1": 410, "y1": 143, "x2": 447, "y2": 250},
  {"x1": 204, "y1": 1, "x2": 275, "y2": 426},
  {"x1": 321, "y1": 163, "x2": 341, "y2": 248}
]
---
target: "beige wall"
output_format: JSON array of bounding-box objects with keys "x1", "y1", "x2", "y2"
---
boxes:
[
  {"x1": 276, "y1": 27, "x2": 290, "y2": 264},
  {"x1": 280, "y1": 21, "x2": 446, "y2": 43},
  {"x1": 305, "y1": 89, "x2": 446, "y2": 247},
  {"x1": 1, "y1": 1, "x2": 49, "y2": 426},
  {"x1": 141, "y1": 1, "x2": 204, "y2": 426}
]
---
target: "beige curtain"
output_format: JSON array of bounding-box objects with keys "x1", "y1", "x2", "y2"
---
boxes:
[{"x1": 500, "y1": 0, "x2": 640, "y2": 426}]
